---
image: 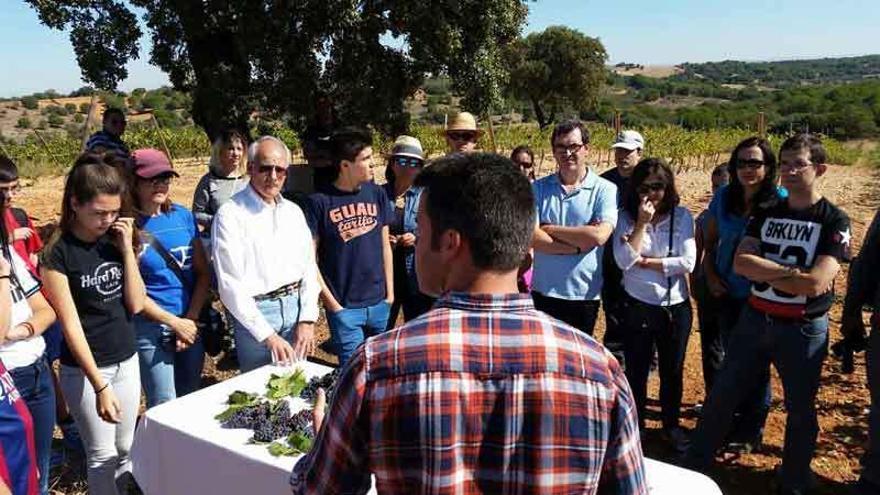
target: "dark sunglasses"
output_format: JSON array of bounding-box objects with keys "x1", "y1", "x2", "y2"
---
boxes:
[
  {"x1": 514, "y1": 160, "x2": 534, "y2": 169},
  {"x1": 447, "y1": 131, "x2": 477, "y2": 142},
  {"x1": 736, "y1": 159, "x2": 765, "y2": 170},
  {"x1": 257, "y1": 165, "x2": 288, "y2": 176},
  {"x1": 637, "y1": 182, "x2": 666, "y2": 194},
  {"x1": 394, "y1": 156, "x2": 424, "y2": 168}
]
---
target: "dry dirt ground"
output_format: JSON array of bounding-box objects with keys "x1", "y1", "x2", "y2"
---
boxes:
[{"x1": 20, "y1": 156, "x2": 879, "y2": 494}]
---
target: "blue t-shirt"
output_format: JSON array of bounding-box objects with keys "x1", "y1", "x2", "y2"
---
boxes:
[
  {"x1": 137, "y1": 204, "x2": 199, "y2": 316},
  {"x1": 307, "y1": 182, "x2": 392, "y2": 308},
  {"x1": 383, "y1": 182, "x2": 422, "y2": 294},
  {"x1": 707, "y1": 185, "x2": 787, "y2": 299},
  {"x1": 531, "y1": 171, "x2": 619, "y2": 301}
]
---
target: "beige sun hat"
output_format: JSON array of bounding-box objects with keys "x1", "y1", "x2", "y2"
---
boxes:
[
  {"x1": 391, "y1": 135, "x2": 424, "y2": 160},
  {"x1": 445, "y1": 112, "x2": 483, "y2": 136}
]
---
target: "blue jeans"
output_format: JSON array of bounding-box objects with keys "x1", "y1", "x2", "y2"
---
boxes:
[
  {"x1": 862, "y1": 320, "x2": 880, "y2": 488},
  {"x1": 135, "y1": 317, "x2": 205, "y2": 408},
  {"x1": 327, "y1": 300, "x2": 391, "y2": 366},
  {"x1": 10, "y1": 357, "x2": 55, "y2": 495},
  {"x1": 687, "y1": 306, "x2": 828, "y2": 492},
  {"x1": 231, "y1": 292, "x2": 302, "y2": 373},
  {"x1": 714, "y1": 297, "x2": 772, "y2": 444}
]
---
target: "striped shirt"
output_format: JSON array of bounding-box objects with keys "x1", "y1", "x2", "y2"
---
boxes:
[
  {"x1": 85, "y1": 130, "x2": 130, "y2": 158},
  {"x1": 0, "y1": 360, "x2": 39, "y2": 495},
  {"x1": 290, "y1": 292, "x2": 646, "y2": 495}
]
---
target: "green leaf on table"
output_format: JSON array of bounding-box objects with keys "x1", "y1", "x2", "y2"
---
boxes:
[
  {"x1": 267, "y1": 441, "x2": 298, "y2": 457},
  {"x1": 227, "y1": 390, "x2": 258, "y2": 405},
  {"x1": 266, "y1": 369, "x2": 307, "y2": 400},
  {"x1": 288, "y1": 432, "x2": 313, "y2": 453}
]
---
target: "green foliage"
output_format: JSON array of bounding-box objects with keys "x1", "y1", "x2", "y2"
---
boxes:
[
  {"x1": 505, "y1": 26, "x2": 607, "y2": 128},
  {"x1": 101, "y1": 93, "x2": 127, "y2": 110},
  {"x1": 679, "y1": 55, "x2": 880, "y2": 86},
  {"x1": 78, "y1": 102, "x2": 91, "y2": 114},
  {"x1": 47, "y1": 114, "x2": 64, "y2": 127},
  {"x1": 16, "y1": 117, "x2": 31, "y2": 129},
  {"x1": 21, "y1": 97, "x2": 38, "y2": 110},
  {"x1": 64, "y1": 103, "x2": 77, "y2": 113},
  {"x1": 73, "y1": 113, "x2": 85, "y2": 123},
  {"x1": 25, "y1": 0, "x2": 528, "y2": 139},
  {"x1": 265, "y1": 370, "x2": 307, "y2": 400}
]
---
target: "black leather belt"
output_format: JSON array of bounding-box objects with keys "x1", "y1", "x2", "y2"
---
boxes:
[{"x1": 254, "y1": 281, "x2": 301, "y2": 302}]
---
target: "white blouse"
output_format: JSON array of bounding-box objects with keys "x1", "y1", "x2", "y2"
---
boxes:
[{"x1": 613, "y1": 206, "x2": 696, "y2": 306}]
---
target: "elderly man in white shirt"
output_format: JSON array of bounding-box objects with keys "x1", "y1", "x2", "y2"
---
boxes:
[{"x1": 212, "y1": 136, "x2": 319, "y2": 372}]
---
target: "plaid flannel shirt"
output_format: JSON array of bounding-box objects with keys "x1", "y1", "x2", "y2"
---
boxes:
[{"x1": 290, "y1": 293, "x2": 646, "y2": 495}]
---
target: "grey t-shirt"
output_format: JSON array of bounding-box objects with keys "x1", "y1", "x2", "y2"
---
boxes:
[{"x1": 191, "y1": 170, "x2": 249, "y2": 233}]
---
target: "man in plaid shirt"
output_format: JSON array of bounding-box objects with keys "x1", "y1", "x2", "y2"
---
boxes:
[{"x1": 291, "y1": 153, "x2": 646, "y2": 494}]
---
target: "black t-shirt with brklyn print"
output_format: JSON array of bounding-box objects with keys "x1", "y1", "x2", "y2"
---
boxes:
[{"x1": 744, "y1": 196, "x2": 851, "y2": 318}]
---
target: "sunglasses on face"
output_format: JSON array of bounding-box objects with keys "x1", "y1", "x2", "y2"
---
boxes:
[
  {"x1": 447, "y1": 132, "x2": 476, "y2": 142},
  {"x1": 736, "y1": 159, "x2": 765, "y2": 170},
  {"x1": 637, "y1": 182, "x2": 666, "y2": 194},
  {"x1": 257, "y1": 164, "x2": 288, "y2": 177},
  {"x1": 394, "y1": 156, "x2": 424, "y2": 168},
  {"x1": 0, "y1": 184, "x2": 21, "y2": 196},
  {"x1": 514, "y1": 160, "x2": 534, "y2": 169}
]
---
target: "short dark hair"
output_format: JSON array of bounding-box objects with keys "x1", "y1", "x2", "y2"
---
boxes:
[
  {"x1": 0, "y1": 156, "x2": 19, "y2": 183},
  {"x1": 103, "y1": 107, "x2": 125, "y2": 122},
  {"x1": 622, "y1": 158, "x2": 680, "y2": 219},
  {"x1": 550, "y1": 120, "x2": 590, "y2": 147},
  {"x1": 726, "y1": 137, "x2": 778, "y2": 215},
  {"x1": 414, "y1": 153, "x2": 534, "y2": 271},
  {"x1": 780, "y1": 133, "x2": 827, "y2": 165},
  {"x1": 510, "y1": 146, "x2": 534, "y2": 163},
  {"x1": 329, "y1": 127, "x2": 372, "y2": 176}
]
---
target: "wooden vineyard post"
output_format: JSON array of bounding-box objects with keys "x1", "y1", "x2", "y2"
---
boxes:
[
  {"x1": 484, "y1": 113, "x2": 498, "y2": 153},
  {"x1": 614, "y1": 112, "x2": 622, "y2": 135},
  {"x1": 33, "y1": 129, "x2": 62, "y2": 171},
  {"x1": 80, "y1": 93, "x2": 98, "y2": 151},
  {"x1": 150, "y1": 113, "x2": 175, "y2": 163},
  {"x1": 757, "y1": 112, "x2": 767, "y2": 138}
]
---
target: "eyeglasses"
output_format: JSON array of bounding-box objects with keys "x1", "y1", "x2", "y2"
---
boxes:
[
  {"x1": 257, "y1": 165, "x2": 288, "y2": 177},
  {"x1": 736, "y1": 159, "x2": 765, "y2": 170},
  {"x1": 637, "y1": 182, "x2": 666, "y2": 194},
  {"x1": 0, "y1": 184, "x2": 21, "y2": 196},
  {"x1": 394, "y1": 156, "x2": 423, "y2": 168},
  {"x1": 447, "y1": 131, "x2": 477, "y2": 142},
  {"x1": 553, "y1": 143, "x2": 584, "y2": 156},
  {"x1": 514, "y1": 160, "x2": 534, "y2": 169},
  {"x1": 780, "y1": 161, "x2": 812, "y2": 172}
]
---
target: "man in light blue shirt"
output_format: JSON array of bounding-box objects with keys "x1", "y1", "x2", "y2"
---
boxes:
[{"x1": 531, "y1": 120, "x2": 618, "y2": 335}]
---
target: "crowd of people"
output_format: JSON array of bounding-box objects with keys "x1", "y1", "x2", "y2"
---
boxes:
[{"x1": 0, "y1": 105, "x2": 876, "y2": 495}]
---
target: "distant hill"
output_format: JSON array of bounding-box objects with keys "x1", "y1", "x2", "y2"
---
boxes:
[{"x1": 677, "y1": 55, "x2": 880, "y2": 87}]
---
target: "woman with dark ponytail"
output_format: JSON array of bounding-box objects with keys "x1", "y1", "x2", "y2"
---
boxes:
[{"x1": 41, "y1": 154, "x2": 145, "y2": 495}]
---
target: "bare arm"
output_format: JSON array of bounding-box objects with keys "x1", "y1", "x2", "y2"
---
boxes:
[
  {"x1": 733, "y1": 236, "x2": 798, "y2": 284},
  {"x1": 769, "y1": 255, "x2": 841, "y2": 298},
  {"x1": 41, "y1": 268, "x2": 106, "y2": 391},
  {"x1": 121, "y1": 246, "x2": 146, "y2": 315},
  {"x1": 3, "y1": 291, "x2": 56, "y2": 343},
  {"x1": 381, "y1": 226, "x2": 394, "y2": 304},
  {"x1": 532, "y1": 225, "x2": 578, "y2": 255},
  {"x1": 542, "y1": 222, "x2": 614, "y2": 250},
  {"x1": 313, "y1": 239, "x2": 343, "y2": 313}
]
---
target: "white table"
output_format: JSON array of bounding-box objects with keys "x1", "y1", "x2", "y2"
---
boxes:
[{"x1": 131, "y1": 363, "x2": 721, "y2": 495}]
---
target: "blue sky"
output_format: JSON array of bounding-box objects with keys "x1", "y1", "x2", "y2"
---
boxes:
[{"x1": 2, "y1": 0, "x2": 879, "y2": 97}]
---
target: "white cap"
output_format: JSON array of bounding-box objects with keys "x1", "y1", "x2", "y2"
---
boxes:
[{"x1": 611, "y1": 130, "x2": 645, "y2": 151}]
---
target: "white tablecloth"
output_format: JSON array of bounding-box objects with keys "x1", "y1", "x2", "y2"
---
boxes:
[{"x1": 131, "y1": 362, "x2": 721, "y2": 495}]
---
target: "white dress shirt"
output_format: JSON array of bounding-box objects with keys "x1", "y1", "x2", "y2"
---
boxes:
[
  {"x1": 212, "y1": 185, "x2": 320, "y2": 342},
  {"x1": 613, "y1": 206, "x2": 696, "y2": 306}
]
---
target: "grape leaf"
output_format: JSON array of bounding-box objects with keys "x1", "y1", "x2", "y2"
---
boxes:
[
  {"x1": 268, "y1": 441, "x2": 298, "y2": 457},
  {"x1": 288, "y1": 432, "x2": 313, "y2": 453},
  {"x1": 228, "y1": 390, "x2": 258, "y2": 405},
  {"x1": 266, "y1": 369, "x2": 307, "y2": 400}
]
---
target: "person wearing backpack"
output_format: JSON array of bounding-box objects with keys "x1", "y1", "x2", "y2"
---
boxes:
[{"x1": 130, "y1": 149, "x2": 211, "y2": 407}]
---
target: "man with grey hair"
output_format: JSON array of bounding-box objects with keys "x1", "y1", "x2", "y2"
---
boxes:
[{"x1": 212, "y1": 136, "x2": 320, "y2": 371}]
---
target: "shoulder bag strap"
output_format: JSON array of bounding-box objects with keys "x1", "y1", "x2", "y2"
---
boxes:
[{"x1": 141, "y1": 229, "x2": 192, "y2": 293}]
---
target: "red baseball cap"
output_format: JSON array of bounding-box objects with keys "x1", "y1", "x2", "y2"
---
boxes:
[{"x1": 131, "y1": 148, "x2": 179, "y2": 179}]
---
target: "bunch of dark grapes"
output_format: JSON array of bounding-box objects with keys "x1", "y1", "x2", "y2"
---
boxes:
[
  {"x1": 300, "y1": 368, "x2": 341, "y2": 403},
  {"x1": 222, "y1": 401, "x2": 300, "y2": 443},
  {"x1": 289, "y1": 409, "x2": 315, "y2": 439},
  {"x1": 222, "y1": 401, "x2": 271, "y2": 429}
]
